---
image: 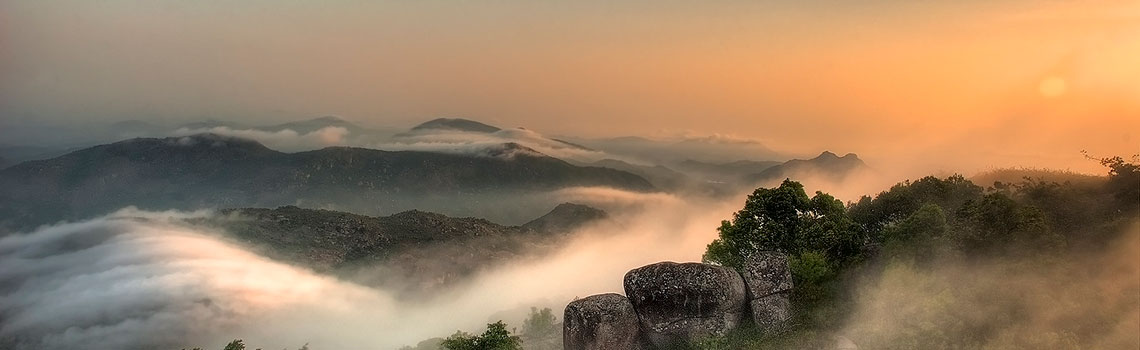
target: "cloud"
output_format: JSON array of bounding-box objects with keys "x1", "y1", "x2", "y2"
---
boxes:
[
  {"x1": 836, "y1": 221, "x2": 1140, "y2": 349},
  {"x1": 0, "y1": 188, "x2": 745, "y2": 350},
  {"x1": 2, "y1": 170, "x2": 1020, "y2": 350},
  {"x1": 377, "y1": 128, "x2": 612, "y2": 162},
  {"x1": 0, "y1": 208, "x2": 393, "y2": 350},
  {"x1": 171, "y1": 126, "x2": 350, "y2": 151}
]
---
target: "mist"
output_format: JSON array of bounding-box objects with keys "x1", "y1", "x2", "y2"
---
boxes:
[
  {"x1": 0, "y1": 189, "x2": 742, "y2": 350},
  {"x1": 171, "y1": 126, "x2": 350, "y2": 152},
  {"x1": 2, "y1": 163, "x2": 1134, "y2": 350},
  {"x1": 838, "y1": 221, "x2": 1140, "y2": 349},
  {"x1": 1, "y1": 1, "x2": 1136, "y2": 349}
]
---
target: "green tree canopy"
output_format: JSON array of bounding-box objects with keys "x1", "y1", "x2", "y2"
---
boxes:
[
  {"x1": 703, "y1": 179, "x2": 862, "y2": 269},
  {"x1": 520, "y1": 307, "x2": 560, "y2": 350},
  {"x1": 442, "y1": 321, "x2": 522, "y2": 350}
]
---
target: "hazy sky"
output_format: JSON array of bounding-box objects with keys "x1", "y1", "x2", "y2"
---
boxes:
[{"x1": 1, "y1": 0, "x2": 1137, "y2": 173}]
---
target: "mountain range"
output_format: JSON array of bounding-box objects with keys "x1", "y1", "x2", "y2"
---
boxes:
[
  {"x1": 0, "y1": 133, "x2": 651, "y2": 230},
  {"x1": 748, "y1": 151, "x2": 869, "y2": 184}
]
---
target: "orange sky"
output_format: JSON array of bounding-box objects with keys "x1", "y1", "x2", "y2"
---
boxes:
[{"x1": 1, "y1": 0, "x2": 1137, "y2": 174}]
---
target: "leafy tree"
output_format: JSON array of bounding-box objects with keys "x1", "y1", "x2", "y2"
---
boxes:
[
  {"x1": 442, "y1": 321, "x2": 522, "y2": 350},
  {"x1": 1094, "y1": 154, "x2": 1140, "y2": 208},
  {"x1": 703, "y1": 179, "x2": 861, "y2": 269},
  {"x1": 222, "y1": 339, "x2": 245, "y2": 350},
  {"x1": 520, "y1": 307, "x2": 561, "y2": 350},
  {"x1": 788, "y1": 251, "x2": 833, "y2": 304},
  {"x1": 880, "y1": 203, "x2": 950, "y2": 262},
  {"x1": 953, "y1": 193, "x2": 1060, "y2": 254},
  {"x1": 849, "y1": 175, "x2": 982, "y2": 234}
]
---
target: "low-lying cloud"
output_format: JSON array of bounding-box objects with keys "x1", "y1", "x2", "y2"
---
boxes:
[
  {"x1": 172, "y1": 126, "x2": 350, "y2": 151},
  {"x1": 0, "y1": 189, "x2": 742, "y2": 350},
  {"x1": 7, "y1": 175, "x2": 1127, "y2": 350},
  {"x1": 838, "y1": 221, "x2": 1140, "y2": 349},
  {"x1": 379, "y1": 128, "x2": 611, "y2": 162}
]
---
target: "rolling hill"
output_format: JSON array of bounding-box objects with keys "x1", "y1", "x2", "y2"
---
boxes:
[
  {"x1": 199, "y1": 203, "x2": 607, "y2": 298},
  {"x1": 0, "y1": 133, "x2": 653, "y2": 230}
]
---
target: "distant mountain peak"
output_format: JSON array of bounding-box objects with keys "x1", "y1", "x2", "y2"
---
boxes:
[
  {"x1": 522, "y1": 202, "x2": 608, "y2": 233},
  {"x1": 814, "y1": 151, "x2": 861, "y2": 161},
  {"x1": 748, "y1": 150, "x2": 868, "y2": 184},
  {"x1": 411, "y1": 118, "x2": 502, "y2": 133},
  {"x1": 817, "y1": 151, "x2": 839, "y2": 159}
]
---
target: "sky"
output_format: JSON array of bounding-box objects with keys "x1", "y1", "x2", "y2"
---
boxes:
[{"x1": 1, "y1": 0, "x2": 1137, "y2": 174}]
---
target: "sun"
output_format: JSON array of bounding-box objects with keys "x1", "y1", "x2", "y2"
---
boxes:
[{"x1": 1038, "y1": 76, "x2": 1067, "y2": 98}]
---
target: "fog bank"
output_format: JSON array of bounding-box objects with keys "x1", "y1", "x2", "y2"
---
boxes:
[{"x1": 0, "y1": 190, "x2": 741, "y2": 349}]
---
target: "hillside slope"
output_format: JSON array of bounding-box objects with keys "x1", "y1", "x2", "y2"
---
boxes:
[{"x1": 0, "y1": 134, "x2": 653, "y2": 229}]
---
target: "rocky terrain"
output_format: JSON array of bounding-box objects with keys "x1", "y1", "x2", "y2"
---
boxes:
[{"x1": 564, "y1": 253, "x2": 793, "y2": 350}]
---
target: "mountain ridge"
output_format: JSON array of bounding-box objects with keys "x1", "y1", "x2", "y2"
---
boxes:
[
  {"x1": 0, "y1": 134, "x2": 654, "y2": 230},
  {"x1": 202, "y1": 202, "x2": 608, "y2": 298}
]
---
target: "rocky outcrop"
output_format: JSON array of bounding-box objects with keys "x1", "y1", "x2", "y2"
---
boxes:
[
  {"x1": 623, "y1": 262, "x2": 748, "y2": 348},
  {"x1": 565, "y1": 253, "x2": 793, "y2": 350},
  {"x1": 563, "y1": 293, "x2": 643, "y2": 350},
  {"x1": 739, "y1": 251, "x2": 793, "y2": 332}
]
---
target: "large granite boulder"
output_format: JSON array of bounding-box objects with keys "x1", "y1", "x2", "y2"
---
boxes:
[
  {"x1": 564, "y1": 293, "x2": 643, "y2": 350},
  {"x1": 740, "y1": 251, "x2": 793, "y2": 332},
  {"x1": 623, "y1": 262, "x2": 748, "y2": 348}
]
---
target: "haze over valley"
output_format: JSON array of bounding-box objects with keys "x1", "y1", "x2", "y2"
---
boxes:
[{"x1": 1, "y1": 1, "x2": 1137, "y2": 350}]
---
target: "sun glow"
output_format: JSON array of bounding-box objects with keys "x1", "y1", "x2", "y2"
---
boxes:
[{"x1": 1038, "y1": 76, "x2": 1068, "y2": 98}]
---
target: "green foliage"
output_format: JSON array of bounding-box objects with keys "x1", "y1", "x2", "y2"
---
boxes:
[
  {"x1": 520, "y1": 307, "x2": 561, "y2": 350},
  {"x1": 222, "y1": 339, "x2": 245, "y2": 350},
  {"x1": 953, "y1": 193, "x2": 1060, "y2": 254},
  {"x1": 1089, "y1": 153, "x2": 1140, "y2": 206},
  {"x1": 849, "y1": 175, "x2": 982, "y2": 234},
  {"x1": 442, "y1": 321, "x2": 522, "y2": 350},
  {"x1": 703, "y1": 179, "x2": 862, "y2": 269},
  {"x1": 700, "y1": 156, "x2": 1139, "y2": 349},
  {"x1": 880, "y1": 203, "x2": 950, "y2": 262},
  {"x1": 788, "y1": 251, "x2": 833, "y2": 304}
]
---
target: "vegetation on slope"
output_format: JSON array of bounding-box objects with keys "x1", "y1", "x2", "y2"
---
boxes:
[{"x1": 698, "y1": 155, "x2": 1139, "y2": 349}]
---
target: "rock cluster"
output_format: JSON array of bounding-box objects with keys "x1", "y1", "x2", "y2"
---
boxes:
[
  {"x1": 563, "y1": 253, "x2": 792, "y2": 350},
  {"x1": 563, "y1": 293, "x2": 644, "y2": 350},
  {"x1": 740, "y1": 251, "x2": 794, "y2": 332}
]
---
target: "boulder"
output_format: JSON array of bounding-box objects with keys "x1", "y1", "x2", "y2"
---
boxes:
[
  {"x1": 563, "y1": 293, "x2": 643, "y2": 350},
  {"x1": 749, "y1": 294, "x2": 792, "y2": 331},
  {"x1": 740, "y1": 251, "x2": 793, "y2": 332},
  {"x1": 623, "y1": 262, "x2": 748, "y2": 348}
]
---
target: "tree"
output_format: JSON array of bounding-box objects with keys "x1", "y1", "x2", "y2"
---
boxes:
[
  {"x1": 1094, "y1": 154, "x2": 1140, "y2": 208},
  {"x1": 521, "y1": 307, "x2": 561, "y2": 350},
  {"x1": 848, "y1": 175, "x2": 982, "y2": 234},
  {"x1": 222, "y1": 340, "x2": 245, "y2": 350},
  {"x1": 880, "y1": 203, "x2": 950, "y2": 262},
  {"x1": 953, "y1": 193, "x2": 1059, "y2": 254},
  {"x1": 703, "y1": 179, "x2": 861, "y2": 269},
  {"x1": 442, "y1": 321, "x2": 522, "y2": 350}
]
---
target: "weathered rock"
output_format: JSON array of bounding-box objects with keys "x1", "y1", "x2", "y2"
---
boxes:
[
  {"x1": 750, "y1": 294, "x2": 792, "y2": 331},
  {"x1": 740, "y1": 251, "x2": 793, "y2": 332},
  {"x1": 740, "y1": 251, "x2": 793, "y2": 296},
  {"x1": 623, "y1": 262, "x2": 748, "y2": 348},
  {"x1": 563, "y1": 293, "x2": 643, "y2": 350}
]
